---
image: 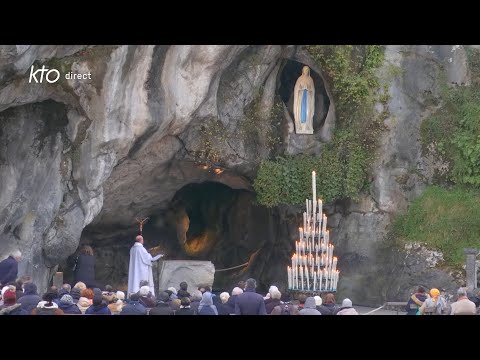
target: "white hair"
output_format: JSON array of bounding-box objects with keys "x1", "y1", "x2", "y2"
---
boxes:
[
  {"x1": 139, "y1": 286, "x2": 150, "y2": 296},
  {"x1": 314, "y1": 295, "x2": 322, "y2": 306},
  {"x1": 167, "y1": 287, "x2": 177, "y2": 295},
  {"x1": 232, "y1": 287, "x2": 244, "y2": 296},
  {"x1": 220, "y1": 292, "x2": 230, "y2": 304},
  {"x1": 269, "y1": 285, "x2": 279, "y2": 295},
  {"x1": 116, "y1": 291, "x2": 125, "y2": 301},
  {"x1": 11, "y1": 250, "x2": 21, "y2": 259},
  {"x1": 271, "y1": 289, "x2": 281, "y2": 300}
]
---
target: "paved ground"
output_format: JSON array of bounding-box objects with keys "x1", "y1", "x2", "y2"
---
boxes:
[{"x1": 355, "y1": 305, "x2": 406, "y2": 315}]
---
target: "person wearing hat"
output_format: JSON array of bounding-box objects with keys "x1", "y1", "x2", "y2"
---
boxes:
[
  {"x1": 58, "y1": 294, "x2": 82, "y2": 314},
  {"x1": 299, "y1": 297, "x2": 322, "y2": 315},
  {"x1": 0, "y1": 288, "x2": 27, "y2": 315},
  {"x1": 314, "y1": 295, "x2": 331, "y2": 315},
  {"x1": 335, "y1": 298, "x2": 358, "y2": 315},
  {"x1": 419, "y1": 288, "x2": 447, "y2": 315}
]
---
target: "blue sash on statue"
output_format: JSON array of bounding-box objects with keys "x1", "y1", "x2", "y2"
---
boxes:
[{"x1": 301, "y1": 89, "x2": 307, "y2": 123}]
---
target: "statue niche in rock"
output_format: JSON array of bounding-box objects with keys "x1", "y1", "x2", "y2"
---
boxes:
[{"x1": 293, "y1": 66, "x2": 315, "y2": 134}]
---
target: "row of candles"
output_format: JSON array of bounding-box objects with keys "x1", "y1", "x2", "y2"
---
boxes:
[
  {"x1": 287, "y1": 171, "x2": 340, "y2": 292},
  {"x1": 287, "y1": 266, "x2": 340, "y2": 292}
]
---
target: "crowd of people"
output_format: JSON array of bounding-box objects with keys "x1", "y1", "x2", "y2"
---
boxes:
[
  {"x1": 405, "y1": 286, "x2": 480, "y2": 315},
  {"x1": 2, "y1": 245, "x2": 480, "y2": 315},
  {"x1": 0, "y1": 275, "x2": 360, "y2": 315}
]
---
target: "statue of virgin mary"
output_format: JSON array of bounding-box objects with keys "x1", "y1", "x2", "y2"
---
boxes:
[{"x1": 293, "y1": 66, "x2": 315, "y2": 134}]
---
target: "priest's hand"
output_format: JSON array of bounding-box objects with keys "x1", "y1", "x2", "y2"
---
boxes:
[{"x1": 152, "y1": 254, "x2": 164, "y2": 262}]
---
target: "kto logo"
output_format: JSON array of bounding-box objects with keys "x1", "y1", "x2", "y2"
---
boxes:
[{"x1": 28, "y1": 65, "x2": 60, "y2": 83}]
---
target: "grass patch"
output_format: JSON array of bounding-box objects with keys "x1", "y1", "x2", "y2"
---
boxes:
[{"x1": 393, "y1": 186, "x2": 480, "y2": 268}]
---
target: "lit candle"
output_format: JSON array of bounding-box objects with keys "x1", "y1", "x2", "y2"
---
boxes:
[
  {"x1": 295, "y1": 267, "x2": 300, "y2": 290},
  {"x1": 319, "y1": 269, "x2": 323, "y2": 291},
  {"x1": 318, "y1": 199, "x2": 322, "y2": 218},
  {"x1": 322, "y1": 214, "x2": 327, "y2": 233},
  {"x1": 306, "y1": 266, "x2": 310, "y2": 290},
  {"x1": 287, "y1": 266, "x2": 291, "y2": 289},
  {"x1": 300, "y1": 266, "x2": 304, "y2": 290},
  {"x1": 313, "y1": 271, "x2": 317, "y2": 292},
  {"x1": 303, "y1": 212, "x2": 307, "y2": 234},
  {"x1": 312, "y1": 171, "x2": 317, "y2": 205}
]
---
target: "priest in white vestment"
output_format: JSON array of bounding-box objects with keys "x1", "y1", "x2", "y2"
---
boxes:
[{"x1": 127, "y1": 235, "x2": 163, "y2": 297}]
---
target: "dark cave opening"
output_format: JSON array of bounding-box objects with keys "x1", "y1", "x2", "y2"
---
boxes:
[
  {"x1": 61, "y1": 181, "x2": 295, "y2": 294},
  {"x1": 277, "y1": 59, "x2": 330, "y2": 131}
]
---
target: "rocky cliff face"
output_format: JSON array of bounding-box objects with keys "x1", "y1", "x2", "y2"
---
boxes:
[{"x1": 0, "y1": 45, "x2": 471, "y2": 303}]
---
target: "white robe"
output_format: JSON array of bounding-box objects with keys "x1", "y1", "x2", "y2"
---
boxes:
[{"x1": 127, "y1": 242, "x2": 160, "y2": 297}]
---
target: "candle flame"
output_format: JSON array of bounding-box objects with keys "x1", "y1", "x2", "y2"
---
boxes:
[
  {"x1": 214, "y1": 168, "x2": 224, "y2": 174},
  {"x1": 202, "y1": 165, "x2": 208, "y2": 170}
]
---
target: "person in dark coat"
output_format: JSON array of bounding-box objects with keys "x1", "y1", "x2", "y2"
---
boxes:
[
  {"x1": 322, "y1": 293, "x2": 338, "y2": 315},
  {"x1": 190, "y1": 290, "x2": 202, "y2": 314},
  {"x1": 73, "y1": 245, "x2": 96, "y2": 288},
  {"x1": 58, "y1": 294, "x2": 82, "y2": 314},
  {"x1": 0, "y1": 251, "x2": 22, "y2": 288},
  {"x1": 217, "y1": 292, "x2": 233, "y2": 315},
  {"x1": 119, "y1": 293, "x2": 147, "y2": 315},
  {"x1": 138, "y1": 286, "x2": 156, "y2": 308},
  {"x1": 405, "y1": 286, "x2": 428, "y2": 315},
  {"x1": 0, "y1": 289, "x2": 28, "y2": 315},
  {"x1": 85, "y1": 295, "x2": 111, "y2": 315},
  {"x1": 70, "y1": 287, "x2": 81, "y2": 304},
  {"x1": 265, "y1": 290, "x2": 283, "y2": 314},
  {"x1": 226, "y1": 287, "x2": 243, "y2": 314},
  {"x1": 176, "y1": 297, "x2": 195, "y2": 315},
  {"x1": 235, "y1": 278, "x2": 266, "y2": 315},
  {"x1": 17, "y1": 282, "x2": 42, "y2": 314},
  {"x1": 149, "y1": 291, "x2": 174, "y2": 315},
  {"x1": 15, "y1": 279, "x2": 24, "y2": 300},
  {"x1": 177, "y1": 281, "x2": 190, "y2": 299}
]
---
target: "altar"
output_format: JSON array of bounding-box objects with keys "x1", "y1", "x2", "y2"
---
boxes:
[
  {"x1": 287, "y1": 171, "x2": 340, "y2": 295},
  {"x1": 154, "y1": 260, "x2": 215, "y2": 295}
]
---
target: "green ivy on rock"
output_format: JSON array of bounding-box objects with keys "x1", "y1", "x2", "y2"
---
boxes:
[
  {"x1": 421, "y1": 47, "x2": 480, "y2": 187},
  {"x1": 254, "y1": 130, "x2": 369, "y2": 207}
]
